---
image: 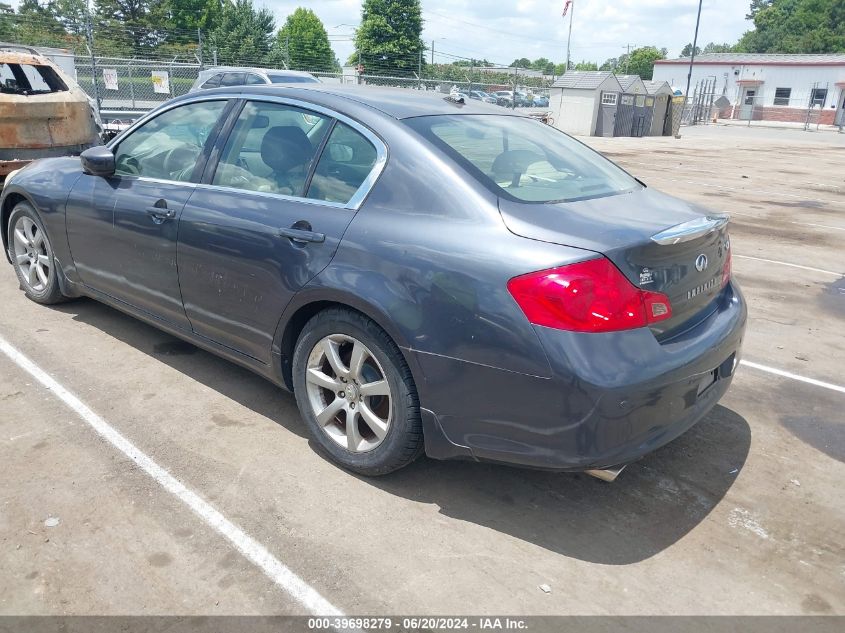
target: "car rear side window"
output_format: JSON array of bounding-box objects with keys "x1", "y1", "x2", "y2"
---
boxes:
[
  {"x1": 406, "y1": 114, "x2": 638, "y2": 203},
  {"x1": 212, "y1": 101, "x2": 331, "y2": 196},
  {"x1": 306, "y1": 122, "x2": 378, "y2": 204},
  {"x1": 268, "y1": 74, "x2": 319, "y2": 84},
  {"x1": 245, "y1": 73, "x2": 265, "y2": 85}
]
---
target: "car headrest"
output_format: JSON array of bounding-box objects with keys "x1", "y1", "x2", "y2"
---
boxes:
[{"x1": 260, "y1": 125, "x2": 313, "y2": 173}]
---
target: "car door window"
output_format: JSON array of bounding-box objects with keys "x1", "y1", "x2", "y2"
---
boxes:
[
  {"x1": 113, "y1": 100, "x2": 227, "y2": 181},
  {"x1": 201, "y1": 73, "x2": 223, "y2": 89},
  {"x1": 245, "y1": 73, "x2": 265, "y2": 85},
  {"x1": 306, "y1": 122, "x2": 378, "y2": 204},
  {"x1": 212, "y1": 101, "x2": 331, "y2": 196},
  {"x1": 220, "y1": 72, "x2": 245, "y2": 87}
]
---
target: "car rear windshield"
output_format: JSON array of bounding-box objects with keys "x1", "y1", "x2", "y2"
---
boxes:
[
  {"x1": 406, "y1": 115, "x2": 639, "y2": 203},
  {"x1": 268, "y1": 74, "x2": 318, "y2": 84}
]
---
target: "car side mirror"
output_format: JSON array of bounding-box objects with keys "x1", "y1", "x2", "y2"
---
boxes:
[{"x1": 80, "y1": 146, "x2": 115, "y2": 177}]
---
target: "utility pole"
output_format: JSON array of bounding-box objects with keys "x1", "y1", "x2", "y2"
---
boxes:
[
  {"x1": 623, "y1": 43, "x2": 634, "y2": 74},
  {"x1": 681, "y1": 0, "x2": 703, "y2": 136},
  {"x1": 84, "y1": 0, "x2": 100, "y2": 115},
  {"x1": 565, "y1": 0, "x2": 575, "y2": 71}
]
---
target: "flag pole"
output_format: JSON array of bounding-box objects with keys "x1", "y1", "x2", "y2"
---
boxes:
[{"x1": 565, "y1": 1, "x2": 575, "y2": 71}]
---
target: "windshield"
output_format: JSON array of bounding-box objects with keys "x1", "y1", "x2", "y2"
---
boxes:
[
  {"x1": 268, "y1": 74, "x2": 319, "y2": 84},
  {"x1": 407, "y1": 115, "x2": 639, "y2": 203}
]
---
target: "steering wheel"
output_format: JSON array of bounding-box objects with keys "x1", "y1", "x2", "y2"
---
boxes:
[
  {"x1": 117, "y1": 155, "x2": 141, "y2": 176},
  {"x1": 163, "y1": 145, "x2": 200, "y2": 177}
]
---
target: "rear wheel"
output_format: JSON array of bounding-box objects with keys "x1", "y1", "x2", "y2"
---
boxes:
[
  {"x1": 292, "y1": 308, "x2": 423, "y2": 475},
  {"x1": 7, "y1": 202, "x2": 67, "y2": 304}
]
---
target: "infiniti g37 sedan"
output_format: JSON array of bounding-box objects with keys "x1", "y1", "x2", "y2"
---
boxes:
[{"x1": 0, "y1": 85, "x2": 746, "y2": 479}]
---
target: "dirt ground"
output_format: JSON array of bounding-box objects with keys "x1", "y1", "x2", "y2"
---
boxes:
[{"x1": 0, "y1": 123, "x2": 843, "y2": 617}]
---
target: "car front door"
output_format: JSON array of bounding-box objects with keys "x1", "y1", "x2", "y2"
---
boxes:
[
  {"x1": 177, "y1": 98, "x2": 383, "y2": 363},
  {"x1": 65, "y1": 99, "x2": 231, "y2": 328}
]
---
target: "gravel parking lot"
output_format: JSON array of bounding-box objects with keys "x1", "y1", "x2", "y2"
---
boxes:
[{"x1": 1, "y1": 124, "x2": 843, "y2": 618}]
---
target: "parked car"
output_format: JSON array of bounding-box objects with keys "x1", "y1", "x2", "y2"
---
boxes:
[
  {"x1": 493, "y1": 90, "x2": 531, "y2": 108},
  {"x1": 189, "y1": 67, "x2": 319, "y2": 92},
  {"x1": 1, "y1": 44, "x2": 101, "y2": 184},
  {"x1": 468, "y1": 90, "x2": 497, "y2": 104},
  {"x1": 1, "y1": 85, "x2": 745, "y2": 480},
  {"x1": 532, "y1": 94, "x2": 550, "y2": 107}
]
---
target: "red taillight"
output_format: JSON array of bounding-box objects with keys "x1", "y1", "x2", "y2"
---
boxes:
[
  {"x1": 507, "y1": 258, "x2": 672, "y2": 333},
  {"x1": 722, "y1": 243, "x2": 732, "y2": 287}
]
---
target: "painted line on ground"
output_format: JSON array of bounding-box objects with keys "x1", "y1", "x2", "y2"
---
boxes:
[
  {"x1": 644, "y1": 174, "x2": 845, "y2": 206},
  {"x1": 0, "y1": 334, "x2": 343, "y2": 617},
  {"x1": 733, "y1": 254, "x2": 843, "y2": 277},
  {"x1": 740, "y1": 360, "x2": 845, "y2": 395},
  {"x1": 790, "y1": 221, "x2": 845, "y2": 232}
]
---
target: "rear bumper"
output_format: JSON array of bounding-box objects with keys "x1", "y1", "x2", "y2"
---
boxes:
[{"x1": 417, "y1": 282, "x2": 747, "y2": 471}]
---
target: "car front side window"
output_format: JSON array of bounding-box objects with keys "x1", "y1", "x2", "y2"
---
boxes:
[{"x1": 113, "y1": 100, "x2": 227, "y2": 181}]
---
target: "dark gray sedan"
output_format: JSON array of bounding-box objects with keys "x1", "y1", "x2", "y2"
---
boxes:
[{"x1": 0, "y1": 85, "x2": 746, "y2": 480}]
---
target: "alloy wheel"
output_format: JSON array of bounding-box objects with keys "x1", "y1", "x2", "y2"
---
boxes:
[
  {"x1": 12, "y1": 216, "x2": 52, "y2": 293},
  {"x1": 305, "y1": 334, "x2": 393, "y2": 453}
]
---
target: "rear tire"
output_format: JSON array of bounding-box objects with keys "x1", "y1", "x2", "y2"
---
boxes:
[
  {"x1": 292, "y1": 307, "x2": 423, "y2": 476},
  {"x1": 7, "y1": 202, "x2": 67, "y2": 305}
]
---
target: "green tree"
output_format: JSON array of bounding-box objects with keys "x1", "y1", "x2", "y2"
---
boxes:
[
  {"x1": 162, "y1": 0, "x2": 223, "y2": 32},
  {"x1": 737, "y1": 0, "x2": 845, "y2": 53},
  {"x1": 208, "y1": 0, "x2": 276, "y2": 66},
  {"x1": 625, "y1": 46, "x2": 665, "y2": 79},
  {"x1": 276, "y1": 7, "x2": 334, "y2": 72},
  {"x1": 509, "y1": 57, "x2": 531, "y2": 68},
  {"x1": 353, "y1": 0, "x2": 424, "y2": 76},
  {"x1": 600, "y1": 56, "x2": 620, "y2": 71},
  {"x1": 0, "y1": 2, "x2": 15, "y2": 41},
  {"x1": 703, "y1": 42, "x2": 735, "y2": 53},
  {"x1": 680, "y1": 43, "x2": 701, "y2": 57},
  {"x1": 573, "y1": 60, "x2": 598, "y2": 71}
]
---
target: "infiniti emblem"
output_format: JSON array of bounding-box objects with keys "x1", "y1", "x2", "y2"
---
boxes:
[{"x1": 695, "y1": 254, "x2": 708, "y2": 272}]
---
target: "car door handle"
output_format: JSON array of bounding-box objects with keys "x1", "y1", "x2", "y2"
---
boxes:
[
  {"x1": 146, "y1": 207, "x2": 176, "y2": 223},
  {"x1": 278, "y1": 227, "x2": 325, "y2": 244}
]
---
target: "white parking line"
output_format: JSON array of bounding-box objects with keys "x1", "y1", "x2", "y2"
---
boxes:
[
  {"x1": 790, "y1": 221, "x2": 845, "y2": 232},
  {"x1": 0, "y1": 335, "x2": 343, "y2": 617},
  {"x1": 740, "y1": 360, "x2": 845, "y2": 395},
  {"x1": 733, "y1": 254, "x2": 843, "y2": 277}
]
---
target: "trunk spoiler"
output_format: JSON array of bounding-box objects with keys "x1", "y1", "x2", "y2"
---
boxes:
[{"x1": 650, "y1": 215, "x2": 729, "y2": 245}]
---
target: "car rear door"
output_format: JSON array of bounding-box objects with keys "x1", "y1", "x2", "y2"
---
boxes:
[
  {"x1": 65, "y1": 98, "x2": 232, "y2": 328},
  {"x1": 177, "y1": 98, "x2": 384, "y2": 363}
]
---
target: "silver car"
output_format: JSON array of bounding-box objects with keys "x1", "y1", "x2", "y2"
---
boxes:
[{"x1": 189, "y1": 67, "x2": 319, "y2": 92}]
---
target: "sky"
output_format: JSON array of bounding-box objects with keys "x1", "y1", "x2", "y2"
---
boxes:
[
  {"x1": 7, "y1": 0, "x2": 755, "y2": 66},
  {"x1": 267, "y1": 0, "x2": 754, "y2": 67}
]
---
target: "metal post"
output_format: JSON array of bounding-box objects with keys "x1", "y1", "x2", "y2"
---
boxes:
[
  {"x1": 418, "y1": 49, "x2": 422, "y2": 89},
  {"x1": 565, "y1": 1, "x2": 575, "y2": 71},
  {"x1": 128, "y1": 60, "x2": 135, "y2": 108},
  {"x1": 85, "y1": 1, "x2": 100, "y2": 114},
  {"x1": 512, "y1": 65, "x2": 517, "y2": 110},
  {"x1": 681, "y1": 0, "x2": 703, "y2": 124},
  {"x1": 197, "y1": 28, "x2": 204, "y2": 70},
  {"x1": 285, "y1": 34, "x2": 290, "y2": 69},
  {"x1": 213, "y1": 48, "x2": 218, "y2": 66},
  {"x1": 431, "y1": 39, "x2": 434, "y2": 65}
]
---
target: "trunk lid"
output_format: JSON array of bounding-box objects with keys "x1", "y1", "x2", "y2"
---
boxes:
[{"x1": 498, "y1": 187, "x2": 730, "y2": 335}]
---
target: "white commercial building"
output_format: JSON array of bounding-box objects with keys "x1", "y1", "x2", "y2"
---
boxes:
[{"x1": 652, "y1": 53, "x2": 845, "y2": 126}]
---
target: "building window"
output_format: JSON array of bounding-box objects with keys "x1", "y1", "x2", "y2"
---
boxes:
[
  {"x1": 601, "y1": 91, "x2": 617, "y2": 106},
  {"x1": 810, "y1": 88, "x2": 828, "y2": 107},
  {"x1": 635, "y1": 95, "x2": 645, "y2": 107},
  {"x1": 773, "y1": 88, "x2": 791, "y2": 106},
  {"x1": 621, "y1": 95, "x2": 634, "y2": 105}
]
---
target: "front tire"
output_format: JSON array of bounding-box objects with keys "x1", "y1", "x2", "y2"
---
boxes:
[
  {"x1": 292, "y1": 308, "x2": 423, "y2": 476},
  {"x1": 7, "y1": 202, "x2": 67, "y2": 305}
]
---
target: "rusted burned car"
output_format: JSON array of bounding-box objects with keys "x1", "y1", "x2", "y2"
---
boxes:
[{"x1": 1, "y1": 45, "x2": 101, "y2": 183}]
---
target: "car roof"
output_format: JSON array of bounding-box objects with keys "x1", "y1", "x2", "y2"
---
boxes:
[
  {"x1": 179, "y1": 83, "x2": 520, "y2": 119},
  {"x1": 201, "y1": 66, "x2": 314, "y2": 77}
]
